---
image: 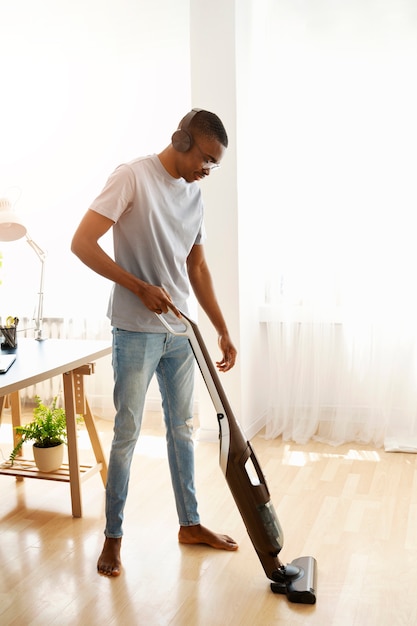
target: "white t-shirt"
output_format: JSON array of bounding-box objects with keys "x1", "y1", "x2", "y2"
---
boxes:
[{"x1": 90, "y1": 154, "x2": 205, "y2": 332}]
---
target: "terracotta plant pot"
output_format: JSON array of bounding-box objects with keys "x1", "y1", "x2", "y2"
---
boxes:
[{"x1": 33, "y1": 442, "x2": 64, "y2": 472}]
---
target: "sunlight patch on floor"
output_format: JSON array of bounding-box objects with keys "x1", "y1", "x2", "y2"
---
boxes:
[{"x1": 282, "y1": 445, "x2": 381, "y2": 466}]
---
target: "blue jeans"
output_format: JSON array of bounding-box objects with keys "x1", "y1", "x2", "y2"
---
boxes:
[{"x1": 105, "y1": 328, "x2": 200, "y2": 538}]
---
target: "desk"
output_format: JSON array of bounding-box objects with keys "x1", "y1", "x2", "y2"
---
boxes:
[{"x1": 0, "y1": 338, "x2": 112, "y2": 517}]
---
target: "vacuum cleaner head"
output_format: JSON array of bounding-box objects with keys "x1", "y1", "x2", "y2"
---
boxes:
[{"x1": 270, "y1": 556, "x2": 317, "y2": 604}]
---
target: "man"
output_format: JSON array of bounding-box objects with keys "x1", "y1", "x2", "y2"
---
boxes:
[{"x1": 71, "y1": 108, "x2": 238, "y2": 577}]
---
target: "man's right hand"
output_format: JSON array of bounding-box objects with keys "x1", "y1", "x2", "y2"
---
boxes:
[{"x1": 137, "y1": 282, "x2": 181, "y2": 317}]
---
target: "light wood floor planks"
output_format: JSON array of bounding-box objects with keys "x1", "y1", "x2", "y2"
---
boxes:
[{"x1": 1, "y1": 408, "x2": 417, "y2": 625}]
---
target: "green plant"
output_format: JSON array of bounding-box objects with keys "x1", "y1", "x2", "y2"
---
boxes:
[{"x1": 9, "y1": 395, "x2": 67, "y2": 465}]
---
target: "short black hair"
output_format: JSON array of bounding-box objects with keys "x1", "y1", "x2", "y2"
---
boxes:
[{"x1": 188, "y1": 110, "x2": 228, "y2": 148}]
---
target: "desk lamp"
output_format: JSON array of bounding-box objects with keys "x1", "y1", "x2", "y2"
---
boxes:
[{"x1": 0, "y1": 198, "x2": 47, "y2": 341}]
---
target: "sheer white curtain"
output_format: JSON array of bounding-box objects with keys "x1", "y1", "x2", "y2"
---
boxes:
[{"x1": 249, "y1": 1, "x2": 417, "y2": 446}]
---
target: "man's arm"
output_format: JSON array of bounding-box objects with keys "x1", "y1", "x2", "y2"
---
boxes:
[
  {"x1": 71, "y1": 209, "x2": 179, "y2": 315},
  {"x1": 187, "y1": 244, "x2": 237, "y2": 372}
]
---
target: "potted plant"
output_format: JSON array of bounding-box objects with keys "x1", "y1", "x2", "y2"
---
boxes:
[{"x1": 9, "y1": 395, "x2": 67, "y2": 472}]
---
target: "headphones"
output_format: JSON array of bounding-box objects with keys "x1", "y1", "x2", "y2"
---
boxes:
[{"x1": 171, "y1": 108, "x2": 202, "y2": 152}]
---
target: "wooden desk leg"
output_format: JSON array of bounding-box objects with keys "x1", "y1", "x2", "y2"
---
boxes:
[
  {"x1": 9, "y1": 391, "x2": 24, "y2": 481},
  {"x1": 10, "y1": 391, "x2": 22, "y2": 441},
  {"x1": 63, "y1": 371, "x2": 82, "y2": 518},
  {"x1": 0, "y1": 392, "x2": 22, "y2": 449},
  {"x1": 0, "y1": 395, "x2": 6, "y2": 420},
  {"x1": 0, "y1": 394, "x2": 23, "y2": 482},
  {"x1": 83, "y1": 398, "x2": 108, "y2": 486},
  {"x1": 72, "y1": 366, "x2": 108, "y2": 488}
]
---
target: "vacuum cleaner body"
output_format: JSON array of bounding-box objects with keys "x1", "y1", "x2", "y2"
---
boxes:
[{"x1": 156, "y1": 312, "x2": 317, "y2": 604}]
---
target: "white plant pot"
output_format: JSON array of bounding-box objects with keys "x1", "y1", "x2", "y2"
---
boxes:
[{"x1": 33, "y1": 442, "x2": 64, "y2": 472}]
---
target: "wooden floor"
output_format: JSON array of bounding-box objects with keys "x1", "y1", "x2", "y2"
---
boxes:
[{"x1": 1, "y1": 408, "x2": 417, "y2": 625}]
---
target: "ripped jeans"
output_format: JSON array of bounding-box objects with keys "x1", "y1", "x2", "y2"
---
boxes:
[{"x1": 104, "y1": 328, "x2": 199, "y2": 538}]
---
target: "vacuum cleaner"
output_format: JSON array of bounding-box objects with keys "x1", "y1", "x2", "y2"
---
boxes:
[{"x1": 156, "y1": 311, "x2": 317, "y2": 604}]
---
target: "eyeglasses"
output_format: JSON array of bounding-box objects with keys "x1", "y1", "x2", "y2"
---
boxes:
[
  {"x1": 194, "y1": 139, "x2": 221, "y2": 171},
  {"x1": 202, "y1": 160, "x2": 220, "y2": 171}
]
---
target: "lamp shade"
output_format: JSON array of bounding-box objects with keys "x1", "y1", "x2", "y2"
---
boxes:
[{"x1": 0, "y1": 198, "x2": 27, "y2": 241}]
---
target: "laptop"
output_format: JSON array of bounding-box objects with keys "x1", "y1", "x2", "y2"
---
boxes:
[{"x1": 0, "y1": 354, "x2": 16, "y2": 374}]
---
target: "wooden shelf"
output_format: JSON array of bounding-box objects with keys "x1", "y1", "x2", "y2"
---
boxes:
[{"x1": 0, "y1": 459, "x2": 103, "y2": 482}]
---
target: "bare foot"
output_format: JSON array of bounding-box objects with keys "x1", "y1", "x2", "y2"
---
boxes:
[
  {"x1": 178, "y1": 524, "x2": 238, "y2": 551},
  {"x1": 97, "y1": 537, "x2": 122, "y2": 576}
]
